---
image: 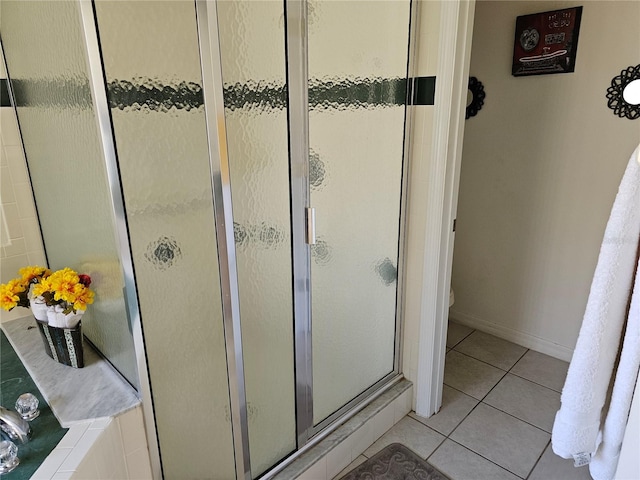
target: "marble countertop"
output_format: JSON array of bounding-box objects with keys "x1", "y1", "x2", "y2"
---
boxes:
[
  {"x1": 2, "y1": 316, "x2": 140, "y2": 427},
  {"x1": 1, "y1": 330, "x2": 68, "y2": 480}
]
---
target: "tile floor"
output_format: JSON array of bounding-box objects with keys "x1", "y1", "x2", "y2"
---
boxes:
[{"x1": 333, "y1": 322, "x2": 593, "y2": 480}]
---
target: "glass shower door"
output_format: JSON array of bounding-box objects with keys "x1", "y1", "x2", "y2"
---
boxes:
[
  {"x1": 214, "y1": 0, "x2": 412, "y2": 471},
  {"x1": 308, "y1": 0, "x2": 411, "y2": 425},
  {"x1": 94, "y1": 2, "x2": 236, "y2": 478},
  {"x1": 216, "y1": 1, "x2": 297, "y2": 478}
]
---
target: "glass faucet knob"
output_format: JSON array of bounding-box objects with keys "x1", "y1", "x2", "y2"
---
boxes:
[
  {"x1": 15, "y1": 393, "x2": 40, "y2": 421},
  {"x1": 0, "y1": 440, "x2": 19, "y2": 474}
]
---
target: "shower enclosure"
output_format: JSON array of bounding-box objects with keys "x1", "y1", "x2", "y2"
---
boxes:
[{"x1": 1, "y1": 0, "x2": 414, "y2": 477}]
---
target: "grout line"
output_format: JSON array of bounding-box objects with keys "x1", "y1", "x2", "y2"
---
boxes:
[
  {"x1": 441, "y1": 379, "x2": 495, "y2": 402},
  {"x1": 446, "y1": 327, "x2": 476, "y2": 350},
  {"x1": 443, "y1": 361, "x2": 510, "y2": 402},
  {"x1": 525, "y1": 439, "x2": 551, "y2": 480},
  {"x1": 447, "y1": 320, "x2": 477, "y2": 350},
  {"x1": 439, "y1": 395, "x2": 485, "y2": 440},
  {"x1": 478, "y1": 401, "x2": 553, "y2": 435},
  {"x1": 450, "y1": 332, "x2": 531, "y2": 371},
  {"x1": 438, "y1": 383, "x2": 480, "y2": 399},
  {"x1": 443, "y1": 437, "x2": 527, "y2": 479},
  {"x1": 424, "y1": 433, "x2": 447, "y2": 462},
  {"x1": 508, "y1": 371, "x2": 563, "y2": 394},
  {"x1": 508, "y1": 348, "x2": 530, "y2": 372},
  {"x1": 447, "y1": 349, "x2": 511, "y2": 372},
  {"x1": 478, "y1": 368, "x2": 510, "y2": 402}
]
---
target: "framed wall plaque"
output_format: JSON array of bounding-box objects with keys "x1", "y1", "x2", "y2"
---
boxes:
[{"x1": 512, "y1": 6, "x2": 583, "y2": 77}]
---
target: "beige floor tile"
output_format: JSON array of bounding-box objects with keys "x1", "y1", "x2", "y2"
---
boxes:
[
  {"x1": 484, "y1": 374, "x2": 560, "y2": 432},
  {"x1": 444, "y1": 350, "x2": 506, "y2": 399},
  {"x1": 510, "y1": 350, "x2": 569, "y2": 392},
  {"x1": 428, "y1": 439, "x2": 520, "y2": 480},
  {"x1": 529, "y1": 444, "x2": 593, "y2": 480},
  {"x1": 332, "y1": 455, "x2": 367, "y2": 480},
  {"x1": 454, "y1": 331, "x2": 527, "y2": 370},
  {"x1": 447, "y1": 321, "x2": 474, "y2": 348},
  {"x1": 450, "y1": 403, "x2": 549, "y2": 478},
  {"x1": 410, "y1": 385, "x2": 479, "y2": 435},
  {"x1": 363, "y1": 417, "x2": 444, "y2": 460}
]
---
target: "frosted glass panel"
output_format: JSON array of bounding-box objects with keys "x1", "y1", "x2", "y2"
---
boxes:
[
  {"x1": 0, "y1": 0, "x2": 138, "y2": 387},
  {"x1": 217, "y1": 2, "x2": 296, "y2": 477},
  {"x1": 94, "y1": 2, "x2": 235, "y2": 478},
  {"x1": 309, "y1": 0, "x2": 410, "y2": 424}
]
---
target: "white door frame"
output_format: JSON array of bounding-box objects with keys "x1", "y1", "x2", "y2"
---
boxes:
[{"x1": 414, "y1": 0, "x2": 476, "y2": 418}]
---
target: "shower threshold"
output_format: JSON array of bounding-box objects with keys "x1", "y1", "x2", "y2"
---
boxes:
[{"x1": 265, "y1": 377, "x2": 412, "y2": 479}]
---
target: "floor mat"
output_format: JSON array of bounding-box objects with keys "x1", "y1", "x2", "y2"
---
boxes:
[{"x1": 339, "y1": 443, "x2": 449, "y2": 480}]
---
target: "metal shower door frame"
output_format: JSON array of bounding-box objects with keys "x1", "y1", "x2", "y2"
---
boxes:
[
  {"x1": 196, "y1": 0, "x2": 417, "y2": 477},
  {"x1": 76, "y1": 1, "x2": 162, "y2": 477},
  {"x1": 67, "y1": 0, "x2": 415, "y2": 478},
  {"x1": 283, "y1": 0, "x2": 416, "y2": 450}
]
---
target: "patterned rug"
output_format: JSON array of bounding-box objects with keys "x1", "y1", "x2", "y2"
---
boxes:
[{"x1": 339, "y1": 443, "x2": 449, "y2": 480}]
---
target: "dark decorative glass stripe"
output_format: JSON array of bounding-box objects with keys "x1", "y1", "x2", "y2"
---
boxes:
[
  {"x1": 10, "y1": 76, "x2": 435, "y2": 110},
  {"x1": 108, "y1": 79, "x2": 203, "y2": 112},
  {"x1": 309, "y1": 77, "x2": 408, "y2": 110},
  {"x1": 11, "y1": 78, "x2": 92, "y2": 108},
  {"x1": 223, "y1": 81, "x2": 286, "y2": 111},
  {"x1": 411, "y1": 76, "x2": 436, "y2": 106},
  {"x1": 1, "y1": 79, "x2": 11, "y2": 107}
]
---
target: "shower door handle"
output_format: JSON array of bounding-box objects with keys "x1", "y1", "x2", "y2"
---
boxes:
[{"x1": 306, "y1": 207, "x2": 316, "y2": 245}]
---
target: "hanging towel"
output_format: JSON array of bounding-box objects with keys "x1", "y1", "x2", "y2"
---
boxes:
[
  {"x1": 552, "y1": 144, "x2": 640, "y2": 469},
  {"x1": 589, "y1": 248, "x2": 640, "y2": 480}
]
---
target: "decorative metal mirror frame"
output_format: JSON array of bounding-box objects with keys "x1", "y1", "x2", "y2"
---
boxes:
[
  {"x1": 605, "y1": 64, "x2": 640, "y2": 120},
  {"x1": 466, "y1": 76, "x2": 486, "y2": 119}
]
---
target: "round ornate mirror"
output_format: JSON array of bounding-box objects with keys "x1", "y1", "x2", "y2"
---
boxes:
[
  {"x1": 606, "y1": 65, "x2": 640, "y2": 120},
  {"x1": 466, "y1": 77, "x2": 485, "y2": 120}
]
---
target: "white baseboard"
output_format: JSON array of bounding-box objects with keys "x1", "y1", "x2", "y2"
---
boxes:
[{"x1": 449, "y1": 309, "x2": 574, "y2": 362}]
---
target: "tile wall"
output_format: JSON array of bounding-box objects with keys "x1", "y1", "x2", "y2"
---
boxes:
[
  {"x1": 0, "y1": 61, "x2": 47, "y2": 323},
  {"x1": 31, "y1": 406, "x2": 152, "y2": 480}
]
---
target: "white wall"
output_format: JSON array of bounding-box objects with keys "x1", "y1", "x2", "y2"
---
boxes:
[
  {"x1": 0, "y1": 47, "x2": 47, "y2": 323},
  {"x1": 451, "y1": 0, "x2": 640, "y2": 360}
]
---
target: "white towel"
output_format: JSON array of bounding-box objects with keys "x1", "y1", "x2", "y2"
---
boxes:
[
  {"x1": 589, "y1": 251, "x2": 640, "y2": 480},
  {"x1": 552, "y1": 145, "x2": 640, "y2": 467}
]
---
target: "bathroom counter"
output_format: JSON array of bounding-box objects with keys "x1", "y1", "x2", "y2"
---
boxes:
[
  {"x1": 1, "y1": 316, "x2": 140, "y2": 428},
  {"x1": 1, "y1": 330, "x2": 68, "y2": 480}
]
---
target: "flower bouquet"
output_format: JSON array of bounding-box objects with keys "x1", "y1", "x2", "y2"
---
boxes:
[
  {"x1": 32, "y1": 268, "x2": 94, "y2": 328},
  {"x1": 1, "y1": 266, "x2": 95, "y2": 368},
  {"x1": 1, "y1": 266, "x2": 51, "y2": 316}
]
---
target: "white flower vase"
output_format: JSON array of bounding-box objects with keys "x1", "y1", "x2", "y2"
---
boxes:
[
  {"x1": 29, "y1": 297, "x2": 49, "y2": 322},
  {"x1": 46, "y1": 306, "x2": 85, "y2": 329}
]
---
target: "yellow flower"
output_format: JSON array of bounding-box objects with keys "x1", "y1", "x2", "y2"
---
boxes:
[
  {"x1": 32, "y1": 277, "x2": 52, "y2": 298},
  {"x1": 26, "y1": 267, "x2": 95, "y2": 314},
  {"x1": 0, "y1": 279, "x2": 27, "y2": 311},
  {"x1": 71, "y1": 284, "x2": 95, "y2": 311},
  {"x1": 48, "y1": 268, "x2": 80, "y2": 303},
  {"x1": 19, "y1": 265, "x2": 51, "y2": 283}
]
